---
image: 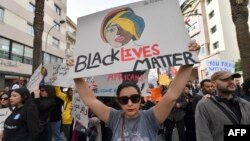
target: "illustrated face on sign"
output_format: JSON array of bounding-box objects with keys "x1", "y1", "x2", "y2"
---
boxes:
[
  {"x1": 101, "y1": 7, "x2": 145, "y2": 48},
  {"x1": 105, "y1": 23, "x2": 134, "y2": 47}
]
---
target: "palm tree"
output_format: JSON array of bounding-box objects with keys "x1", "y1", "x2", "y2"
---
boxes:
[
  {"x1": 229, "y1": 0, "x2": 250, "y2": 79},
  {"x1": 32, "y1": 0, "x2": 45, "y2": 73}
]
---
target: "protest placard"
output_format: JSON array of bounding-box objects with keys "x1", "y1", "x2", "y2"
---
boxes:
[
  {"x1": 0, "y1": 108, "x2": 11, "y2": 128},
  {"x1": 43, "y1": 63, "x2": 74, "y2": 88},
  {"x1": 206, "y1": 60, "x2": 235, "y2": 76},
  {"x1": 72, "y1": 93, "x2": 89, "y2": 127},
  {"x1": 68, "y1": 0, "x2": 199, "y2": 78},
  {"x1": 27, "y1": 63, "x2": 74, "y2": 92},
  {"x1": 26, "y1": 64, "x2": 43, "y2": 92},
  {"x1": 87, "y1": 70, "x2": 149, "y2": 96}
]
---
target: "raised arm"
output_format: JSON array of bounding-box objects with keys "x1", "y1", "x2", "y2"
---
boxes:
[
  {"x1": 154, "y1": 65, "x2": 193, "y2": 124},
  {"x1": 154, "y1": 41, "x2": 199, "y2": 124},
  {"x1": 74, "y1": 78, "x2": 111, "y2": 123},
  {"x1": 55, "y1": 86, "x2": 66, "y2": 101}
]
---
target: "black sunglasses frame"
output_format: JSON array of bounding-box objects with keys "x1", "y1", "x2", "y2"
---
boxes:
[
  {"x1": 0, "y1": 97, "x2": 9, "y2": 100},
  {"x1": 117, "y1": 94, "x2": 141, "y2": 105}
]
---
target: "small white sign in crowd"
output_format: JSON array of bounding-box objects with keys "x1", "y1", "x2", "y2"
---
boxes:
[{"x1": 206, "y1": 60, "x2": 235, "y2": 77}]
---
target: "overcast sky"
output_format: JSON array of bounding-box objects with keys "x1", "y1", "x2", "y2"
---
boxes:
[{"x1": 67, "y1": 0, "x2": 142, "y2": 24}]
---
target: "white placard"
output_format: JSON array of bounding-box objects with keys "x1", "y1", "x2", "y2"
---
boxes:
[
  {"x1": 43, "y1": 63, "x2": 74, "y2": 88},
  {"x1": 0, "y1": 108, "x2": 11, "y2": 128},
  {"x1": 206, "y1": 60, "x2": 235, "y2": 76},
  {"x1": 26, "y1": 65, "x2": 43, "y2": 92},
  {"x1": 68, "y1": 0, "x2": 199, "y2": 78},
  {"x1": 88, "y1": 70, "x2": 149, "y2": 96},
  {"x1": 72, "y1": 93, "x2": 89, "y2": 128}
]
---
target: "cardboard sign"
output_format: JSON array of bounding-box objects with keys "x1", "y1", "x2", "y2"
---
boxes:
[
  {"x1": 0, "y1": 108, "x2": 11, "y2": 128},
  {"x1": 206, "y1": 60, "x2": 235, "y2": 76},
  {"x1": 87, "y1": 70, "x2": 149, "y2": 96},
  {"x1": 72, "y1": 93, "x2": 89, "y2": 127},
  {"x1": 26, "y1": 64, "x2": 43, "y2": 92},
  {"x1": 69, "y1": 0, "x2": 199, "y2": 78},
  {"x1": 43, "y1": 63, "x2": 74, "y2": 88},
  {"x1": 27, "y1": 63, "x2": 74, "y2": 92}
]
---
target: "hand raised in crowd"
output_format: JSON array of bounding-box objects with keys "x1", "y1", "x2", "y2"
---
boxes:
[
  {"x1": 188, "y1": 40, "x2": 200, "y2": 53},
  {"x1": 66, "y1": 57, "x2": 75, "y2": 68},
  {"x1": 33, "y1": 89, "x2": 41, "y2": 98}
]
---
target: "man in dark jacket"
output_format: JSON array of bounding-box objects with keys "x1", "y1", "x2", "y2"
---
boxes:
[
  {"x1": 195, "y1": 71, "x2": 250, "y2": 141},
  {"x1": 192, "y1": 79, "x2": 213, "y2": 115},
  {"x1": 241, "y1": 77, "x2": 250, "y2": 102},
  {"x1": 164, "y1": 92, "x2": 187, "y2": 141}
]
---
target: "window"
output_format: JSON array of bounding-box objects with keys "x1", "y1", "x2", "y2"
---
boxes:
[
  {"x1": 24, "y1": 47, "x2": 33, "y2": 64},
  {"x1": 209, "y1": 10, "x2": 214, "y2": 19},
  {"x1": 57, "y1": 58, "x2": 63, "y2": 63},
  {"x1": 43, "y1": 53, "x2": 50, "y2": 64},
  {"x1": 211, "y1": 25, "x2": 217, "y2": 34},
  {"x1": 54, "y1": 4, "x2": 61, "y2": 15},
  {"x1": 51, "y1": 55, "x2": 56, "y2": 63},
  {"x1": 199, "y1": 44, "x2": 205, "y2": 55},
  {"x1": 52, "y1": 37, "x2": 60, "y2": 48},
  {"x1": 43, "y1": 53, "x2": 63, "y2": 64},
  {"x1": 0, "y1": 7, "x2": 4, "y2": 21},
  {"x1": 11, "y1": 43, "x2": 24, "y2": 62},
  {"x1": 207, "y1": 0, "x2": 212, "y2": 5},
  {"x1": 27, "y1": 23, "x2": 34, "y2": 35},
  {"x1": 53, "y1": 21, "x2": 60, "y2": 31},
  {"x1": 28, "y1": 2, "x2": 35, "y2": 13},
  {"x1": 0, "y1": 37, "x2": 10, "y2": 59},
  {"x1": 213, "y1": 41, "x2": 219, "y2": 49},
  {"x1": 188, "y1": 22, "x2": 197, "y2": 32}
]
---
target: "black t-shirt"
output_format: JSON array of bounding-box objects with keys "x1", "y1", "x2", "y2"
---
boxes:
[
  {"x1": 3, "y1": 106, "x2": 39, "y2": 141},
  {"x1": 223, "y1": 100, "x2": 242, "y2": 122}
]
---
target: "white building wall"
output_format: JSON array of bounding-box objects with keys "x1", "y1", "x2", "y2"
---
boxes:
[
  {"x1": 196, "y1": 0, "x2": 242, "y2": 81},
  {"x1": 0, "y1": 0, "x2": 67, "y2": 88},
  {"x1": 4, "y1": 10, "x2": 27, "y2": 33}
]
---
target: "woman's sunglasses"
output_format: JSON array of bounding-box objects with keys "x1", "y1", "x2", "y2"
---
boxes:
[
  {"x1": 40, "y1": 89, "x2": 45, "y2": 92},
  {"x1": 117, "y1": 94, "x2": 141, "y2": 105},
  {"x1": 0, "y1": 97, "x2": 9, "y2": 100}
]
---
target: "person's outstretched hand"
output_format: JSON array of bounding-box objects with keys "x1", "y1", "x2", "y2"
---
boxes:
[
  {"x1": 188, "y1": 40, "x2": 200, "y2": 53},
  {"x1": 66, "y1": 57, "x2": 74, "y2": 68}
]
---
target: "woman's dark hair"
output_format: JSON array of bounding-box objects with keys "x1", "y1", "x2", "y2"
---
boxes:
[
  {"x1": 0, "y1": 92, "x2": 10, "y2": 99},
  {"x1": 116, "y1": 82, "x2": 141, "y2": 96},
  {"x1": 39, "y1": 85, "x2": 56, "y2": 97},
  {"x1": 12, "y1": 88, "x2": 30, "y2": 104}
]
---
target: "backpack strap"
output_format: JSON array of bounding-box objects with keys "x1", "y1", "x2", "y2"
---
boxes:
[{"x1": 210, "y1": 97, "x2": 238, "y2": 125}]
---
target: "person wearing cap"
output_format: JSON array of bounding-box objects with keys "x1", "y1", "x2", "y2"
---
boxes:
[
  {"x1": 2, "y1": 88, "x2": 39, "y2": 141},
  {"x1": 195, "y1": 71, "x2": 250, "y2": 141}
]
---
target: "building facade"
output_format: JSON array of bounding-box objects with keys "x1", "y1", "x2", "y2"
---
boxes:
[
  {"x1": 65, "y1": 16, "x2": 76, "y2": 57},
  {"x1": 0, "y1": 0, "x2": 68, "y2": 88},
  {"x1": 182, "y1": 0, "x2": 249, "y2": 81}
]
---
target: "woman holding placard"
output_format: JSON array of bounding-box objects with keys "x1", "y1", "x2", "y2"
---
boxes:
[{"x1": 67, "y1": 41, "x2": 200, "y2": 140}]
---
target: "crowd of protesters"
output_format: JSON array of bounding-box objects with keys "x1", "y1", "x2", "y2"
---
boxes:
[{"x1": 1, "y1": 68, "x2": 250, "y2": 141}]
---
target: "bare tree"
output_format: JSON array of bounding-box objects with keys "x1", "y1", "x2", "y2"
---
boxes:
[
  {"x1": 32, "y1": 0, "x2": 45, "y2": 73},
  {"x1": 230, "y1": 0, "x2": 250, "y2": 79}
]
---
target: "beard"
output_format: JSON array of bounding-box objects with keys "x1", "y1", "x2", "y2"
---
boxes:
[{"x1": 216, "y1": 85, "x2": 235, "y2": 95}]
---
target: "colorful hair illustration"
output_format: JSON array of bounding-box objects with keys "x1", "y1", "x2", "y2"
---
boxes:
[{"x1": 101, "y1": 7, "x2": 145, "y2": 43}]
